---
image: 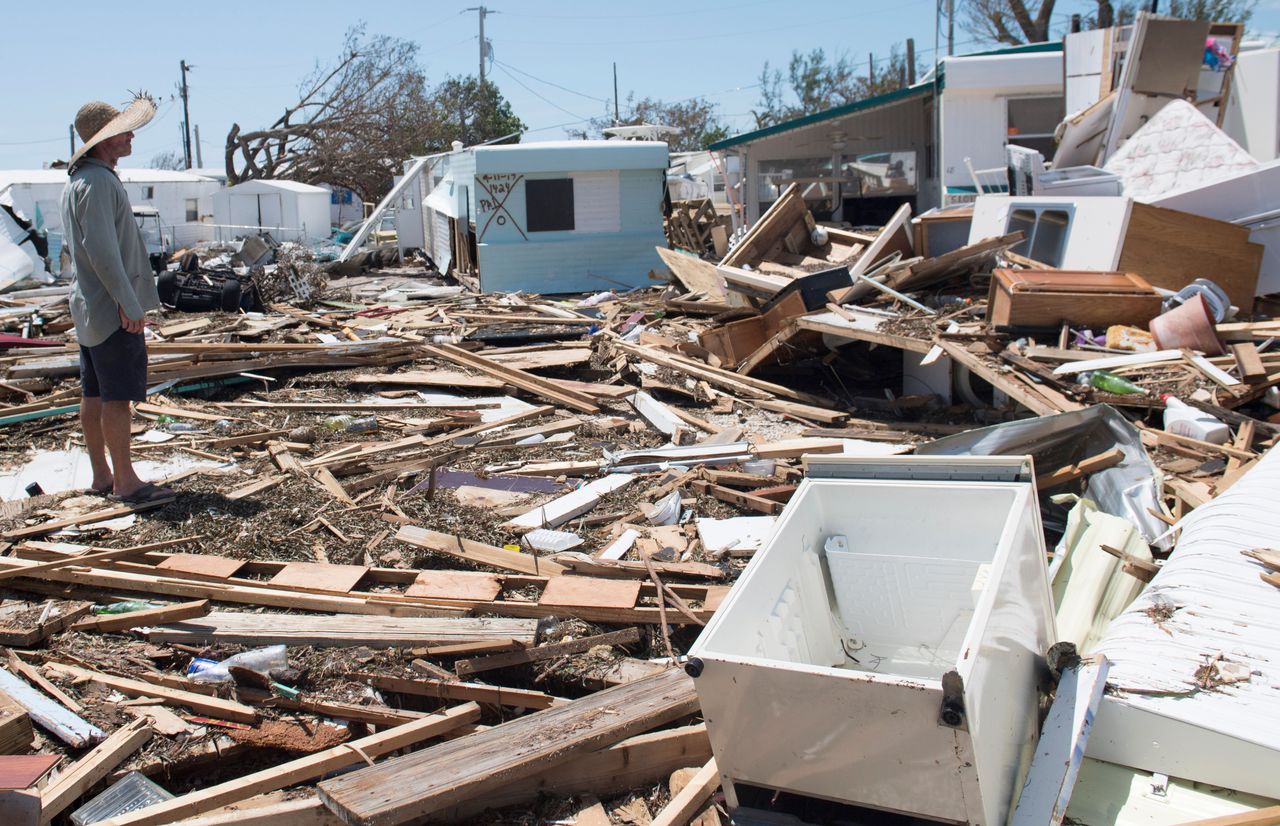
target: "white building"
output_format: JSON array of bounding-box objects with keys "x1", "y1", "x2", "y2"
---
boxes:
[
  {"x1": 210, "y1": 178, "x2": 332, "y2": 243},
  {"x1": 0, "y1": 167, "x2": 220, "y2": 248},
  {"x1": 709, "y1": 43, "x2": 1066, "y2": 225}
]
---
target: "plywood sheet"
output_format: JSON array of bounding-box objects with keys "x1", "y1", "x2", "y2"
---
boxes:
[
  {"x1": 155, "y1": 553, "x2": 246, "y2": 580},
  {"x1": 407, "y1": 571, "x2": 503, "y2": 602},
  {"x1": 539, "y1": 577, "x2": 642, "y2": 610},
  {"x1": 269, "y1": 562, "x2": 368, "y2": 593}
]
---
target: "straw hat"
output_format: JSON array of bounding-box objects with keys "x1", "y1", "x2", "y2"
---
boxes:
[{"x1": 69, "y1": 93, "x2": 157, "y2": 168}]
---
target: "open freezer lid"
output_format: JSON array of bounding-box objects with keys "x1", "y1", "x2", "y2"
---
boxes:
[{"x1": 803, "y1": 454, "x2": 1034, "y2": 483}]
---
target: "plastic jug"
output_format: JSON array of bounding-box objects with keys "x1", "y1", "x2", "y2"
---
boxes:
[{"x1": 1163, "y1": 396, "x2": 1229, "y2": 444}]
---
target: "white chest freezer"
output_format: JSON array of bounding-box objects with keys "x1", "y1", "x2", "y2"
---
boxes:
[{"x1": 687, "y1": 456, "x2": 1057, "y2": 825}]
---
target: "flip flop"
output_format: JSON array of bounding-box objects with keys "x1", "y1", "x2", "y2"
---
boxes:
[
  {"x1": 91, "y1": 483, "x2": 113, "y2": 496},
  {"x1": 109, "y1": 483, "x2": 176, "y2": 505}
]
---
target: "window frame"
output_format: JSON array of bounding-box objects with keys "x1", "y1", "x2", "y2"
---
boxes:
[{"x1": 525, "y1": 178, "x2": 575, "y2": 233}]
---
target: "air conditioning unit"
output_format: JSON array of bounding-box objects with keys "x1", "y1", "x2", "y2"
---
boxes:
[{"x1": 687, "y1": 455, "x2": 1056, "y2": 825}]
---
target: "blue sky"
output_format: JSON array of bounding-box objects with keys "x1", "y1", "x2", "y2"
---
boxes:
[{"x1": 4, "y1": 0, "x2": 1277, "y2": 170}]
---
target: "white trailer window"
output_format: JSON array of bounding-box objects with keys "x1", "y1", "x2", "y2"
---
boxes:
[{"x1": 1007, "y1": 96, "x2": 1064, "y2": 159}]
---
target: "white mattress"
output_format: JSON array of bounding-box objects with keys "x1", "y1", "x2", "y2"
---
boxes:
[{"x1": 1104, "y1": 99, "x2": 1259, "y2": 200}]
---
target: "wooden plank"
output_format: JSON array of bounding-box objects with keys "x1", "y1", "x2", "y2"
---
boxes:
[
  {"x1": 1009, "y1": 656, "x2": 1109, "y2": 826},
  {"x1": 405, "y1": 571, "x2": 502, "y2": 602},
  {"x1": 690, "y1": 480, "x2": 783, "y2": 515},
  {"x1": 424, "y1": 343, "x2": 599, "y2": 414},
  {"x1": 0, "y1": 668, "x2": 103, "y2": 748},
  {"x1": 1119, "y1": 203, "x2": 1262, "y2": 312},
  {"x1": 1035, "y1": 447, "x2": 1126, "y2": 490},
  {"x1": 44, "y1": 663, "x2": 257, "y2": 724},
  {"x1": 226, "y1": 474, "x2": 286, "y2": 501},
  {"x1": 268, "y1": 562, "x2": 368, "y2": 594},
  {"x1": 454, "y1": 627, "x2": 643, "y2": 677},
  {"x1": 650, "y1": 757, "x2": 720, "y2": 826},
  {"x1": 6, "y1": 652, "x2": 82, "y2": 713},
  {"x1": 96, "y1": 704, "x2": 481, "y2": 826},
  {"x1": 1231, "y1": 342, "x2": 1268, "y2": 383},
  {"x1": 436, "y1": 723, "x2": 712, "y2": 823},
  {"x1": 68, "y1": 599, "x2": 209, "y2": 634},
  {"x1": 348, "y1": 371, "x2": 505, "y2": 390},
  {"x1": 396, "y1": 525, "x2": 568, "y2": 577},
  {"x1": 317, "y1": 668, "x2": 698, "y2": 825},
  {"x1": 0, "y1": 498, "x2": 174, "y2": 540},
  {"x1": 751, "y1": 437, "x2": 845, "y2": 459},
  {"x1": 155, "y1": 554, "x2": 245, "y2": 580},
  {"x1": 350, "y1": 674, "x2": 558, "y2": 711},
  {"x1": 938, "y1": 340, "x2": 1061, "y2": 416},
  {"x1": 142, "y1": 612, "x2": 537, "y2": 648},
  {"x1": 205, "y1": 430, "x2": 288, "y2": 450},
  {"x1": 39, "y1": 717, "x2": 153, "y2": 824},
  {"x1": 539, "y1": 577, "x2": 642, "y2": 610},
  {"x1": 161, "y1": 796, "x2": 342, "y2": 826}
]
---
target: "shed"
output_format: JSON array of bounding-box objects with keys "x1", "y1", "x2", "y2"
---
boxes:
[
  {"x1": 421, "y1": 141, "x2": 668, "y2": 293},
  {"x1": 210, "y1": 179, "x2": 331, "y2": 243}
]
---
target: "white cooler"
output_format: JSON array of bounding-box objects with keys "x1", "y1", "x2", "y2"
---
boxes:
[{"x1": 687, "y1": 456, "x2": 1056, "y2": 825}]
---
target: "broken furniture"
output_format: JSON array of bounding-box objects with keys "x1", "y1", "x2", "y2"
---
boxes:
[
  {"x1": 986, "y1": 269, "x2": 1162, "y2": 331},
  {"x1": 688, "y1": 455, "x2": 1055, "y2": 825}
]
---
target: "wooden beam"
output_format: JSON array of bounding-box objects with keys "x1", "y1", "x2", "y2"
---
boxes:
[
  {"x1": 396, "y1": 525, "x2": 567, "y2": 577},
  {"x1": 68, "y1": 599, "x2": 210, "y2": 634},
  {"x1": 1035, "y1": 447, "x2": 1125, "y2": 490},
  {"x1": 349, "y1": 674, "x2": 559, "y2": 711},
  {"x1": 689, "y1": 480, "x2": 782, "y2": 515},
  {"x1": 650, "y1": 758, "x2": 720, "y2": 826},
  {"x1": 142, "y1": 611, "x2": 537, "y2": 648},
  {"x1": 39, "y1": 717, "x2": 153, "y2": 824},
  {"x1": 43, "y1": 663, "x2": 257, "y2": 724},
  {"x1": 437, "y1": 723, "x2": 712, "y2": 823},
  {"x1": 96, "y1": 704, "x2": 481, "y2": 826},
  {"x1": 454, "y1": 627, "x2": 642, "y2": 677},
  {"x1": 317, "y1": 669, "x2": 698, "y2": 825},
  {"x1": 424, "y1": 343, "x2": 598, "y2": 413},
  {"x1": 158, "y1": 796, "x2": 341, "y2": 826}
]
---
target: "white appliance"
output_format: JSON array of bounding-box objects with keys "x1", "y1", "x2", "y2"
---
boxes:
[{"x1": 687, "y1": 455, "x2": 1056, "y2": 825}]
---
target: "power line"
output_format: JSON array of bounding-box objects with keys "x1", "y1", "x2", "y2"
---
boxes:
[
  {"x1": 499, "y1": 0, "x2": 776, "y2": 20},
  {"x1": 492, "y1": 62, "x2": 593, "y2": 122},
  {"x1": 492, "y1": 59, "x2": 609, "y2": 103}
]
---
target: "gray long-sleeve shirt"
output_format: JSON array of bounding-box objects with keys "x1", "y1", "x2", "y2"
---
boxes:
[{"x1": 61, "y1": 158, "x2": 160, "y2": 347}]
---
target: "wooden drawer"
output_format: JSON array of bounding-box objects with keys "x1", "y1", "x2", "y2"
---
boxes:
[{"x1": 987, "y1": 269, "x2": 1163, "y2": 329}]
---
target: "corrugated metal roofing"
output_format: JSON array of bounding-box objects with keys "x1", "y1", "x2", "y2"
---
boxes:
[{"x1": 1087, "y1": 445, "x2": 1280, "y2": 797}]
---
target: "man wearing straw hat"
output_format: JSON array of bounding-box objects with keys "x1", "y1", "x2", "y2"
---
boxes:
[{"x1": 61, "y1": 93, "x2": 174, "y2": 504}]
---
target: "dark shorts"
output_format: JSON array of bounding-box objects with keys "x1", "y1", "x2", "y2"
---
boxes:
[{"x1": 80, "y1": 327, "x2": 147, "y2": 402}]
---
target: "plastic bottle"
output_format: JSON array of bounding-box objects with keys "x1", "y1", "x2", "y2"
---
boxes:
[
  {"x1": 1081, "y1": 370, "x2": 1146, "y2": 395},
  {"x1": 93, "y1": 601, "x2": 160, "y2": 615},
  {"x1": 164, "y1": 422, "x2": 202, "y2": 433},
  {"x1": 323, "y1": 415, "x2": 353, "y2": 432},
  {"x1": 345, "y1": 415, "x2": 378, "y2": 434},
  {"x1": 1163, "y1": 396, "x2": 1230, "y2": 444},
  {"x1": 188, "y1": 644, "x2": 288, "y2": 683}
]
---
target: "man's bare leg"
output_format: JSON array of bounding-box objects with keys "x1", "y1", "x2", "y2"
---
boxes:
[
  {"x1": 80, "y1": 396, "x2": 113, "y2": 492},
  {"x1": 100, "y1": 400, "x2": 145, "y2": 497}
]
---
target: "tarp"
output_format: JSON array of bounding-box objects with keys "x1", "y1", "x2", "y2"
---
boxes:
[{"x1": 916, "y1": 405, "x2": 1168, "y2": 548}]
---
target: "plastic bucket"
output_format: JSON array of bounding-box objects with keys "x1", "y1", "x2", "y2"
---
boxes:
[{"x1": 1148, "y1": 293, "x2": 1225, "y2": 356}]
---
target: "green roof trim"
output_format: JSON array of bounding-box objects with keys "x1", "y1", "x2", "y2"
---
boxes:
[
  {"x1": 709, "y1": 83, "x2": 932, "y2": 151},
  {"x1": 709, "y1": 40, "x2": 1064, "y2": 152}
]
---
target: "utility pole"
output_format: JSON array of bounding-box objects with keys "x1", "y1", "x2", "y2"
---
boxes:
[
  {"x1": 947, "y1": 0, "x2": 955, "y2": 56},
  {"x1": 613, "y1": 62, "x2": 620, "y2": 124},
  {"x1": 179, "y1": 59, "x2": 194, "y2": 169},
  {"x1": 465, "y1": 6, "x2": 495, "y2": 83},
  {"x1": 906, "y1": 38, "x2": 916, "y2": 85},
  {"x1": 868, "y1": 53, "x2": 876, "y2": 87},
  {"x1": 194, "y1": 124, "x2": 203, "y2": 167}
]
